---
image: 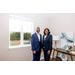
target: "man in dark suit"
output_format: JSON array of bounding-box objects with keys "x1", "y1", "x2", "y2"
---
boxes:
[{"x1": 31, "y1": 27, "x2": 43, "y2": 61}]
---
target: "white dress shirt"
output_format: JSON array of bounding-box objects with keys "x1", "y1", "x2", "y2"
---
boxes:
[
  {"x1": 44, "y1": 35, "x2": 47, "y2": 39},
  {"x1": 36, "y1": 32, "x2": 40, "y2": 41}
]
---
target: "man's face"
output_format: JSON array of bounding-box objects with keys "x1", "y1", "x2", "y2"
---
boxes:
[{"x1": 36, "y1": 27, "x2": 40, "y2": 33}]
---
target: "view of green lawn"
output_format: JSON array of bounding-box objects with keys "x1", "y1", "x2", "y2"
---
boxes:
[
  {"x1": 10, "y1": 41, "x2": 20, "y2": 46},
  {"x1": 10, "y1": 40, "x2": 31, "y2": 46},
  {"x1": 10, "y1": 32, "x2": 31, "y2": 46}
]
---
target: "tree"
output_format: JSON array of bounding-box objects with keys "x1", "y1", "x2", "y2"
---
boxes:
[
  {"x1": 10, "y1": 32, "x2": 31, "y2": 40},
  {"x1": 24, "y1": 33, "x2": 31, "y2": 40},
  {"x1": 10, "y1": 32, "x2": 20, "y2": 40}
]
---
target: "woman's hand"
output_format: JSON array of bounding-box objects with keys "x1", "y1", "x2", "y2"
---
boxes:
[{"x1": 48, "y1": 50, "x2": 50, "y2": 55}]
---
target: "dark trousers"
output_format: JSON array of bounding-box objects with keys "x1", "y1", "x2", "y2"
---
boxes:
[
  {"x1": 33, "y1": 50, "x2": 41, "y2": 61},
  {"x1": 43, "y1": 48, "x2": 52, "y2": 61}
]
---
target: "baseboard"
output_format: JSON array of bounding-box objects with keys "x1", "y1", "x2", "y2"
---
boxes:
[
  {"x1": 50, "y1": 56, "x2": 52, "y2": 58},
  {"x1": 40, "y1": 57, "x2": 44, "y2": 60}
]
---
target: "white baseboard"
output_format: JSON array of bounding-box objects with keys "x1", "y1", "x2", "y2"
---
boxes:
[
  {"x1": 40, "y1": 57, "x2": 44, "y2": 60},
  {"x1": 50, "y1": 56, "x2": 52, "y2": 58}
]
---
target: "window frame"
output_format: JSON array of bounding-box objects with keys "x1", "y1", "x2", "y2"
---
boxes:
[{"x1": 9, "y1": 14, "x2": 34, "y2": 49}]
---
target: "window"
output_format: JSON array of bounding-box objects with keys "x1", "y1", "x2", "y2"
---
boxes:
[{"x1": 9, "y1": 14, "x2": 34, "y2": 48}]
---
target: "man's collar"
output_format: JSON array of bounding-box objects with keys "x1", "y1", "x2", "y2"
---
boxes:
[{"x1": 36, "y1": 32, "x2": 40, "y2": 35}]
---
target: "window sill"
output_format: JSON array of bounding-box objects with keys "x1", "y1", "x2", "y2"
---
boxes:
[{"x1": 8, "y1": 44, "x2": 31, "y2": 50}]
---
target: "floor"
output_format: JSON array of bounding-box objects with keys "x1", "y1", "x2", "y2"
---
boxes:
[
  {"x1": 40, "y1": 57, "x2": 62, "y2": 61},
  {"x1": 40, "y1": 58, "x2": 53, "y2": 61}
]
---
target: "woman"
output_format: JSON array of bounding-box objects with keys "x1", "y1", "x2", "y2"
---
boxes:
[{"x1": 42, "y1": 28, "x2": 52, "y2": 61}]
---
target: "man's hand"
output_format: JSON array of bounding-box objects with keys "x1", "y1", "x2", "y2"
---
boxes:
[
  {"x1": 33, "y1": 51, "x2": 36, "y2": 54},
  {"x1": 48, "y1": 50, "x2": 50, "y2": 55},
  {"x1": 41, "y1": 49, "x2": 43, "y2": 52}
]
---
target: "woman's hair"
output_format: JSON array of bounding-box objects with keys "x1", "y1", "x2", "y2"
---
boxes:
[{"x1": 44, "y1": 28, "x2": 50, "y2": 35}]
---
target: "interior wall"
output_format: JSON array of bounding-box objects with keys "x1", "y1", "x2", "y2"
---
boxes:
[
  {"x1": 1, "y1": 13, "x2": 74, "y2": 61},
  {"x1": 49, "y1": 13, "x2": 75, "y2": 60},
  {"x1": 0, "y1": 13, "x2": 50, "y2": 61}
]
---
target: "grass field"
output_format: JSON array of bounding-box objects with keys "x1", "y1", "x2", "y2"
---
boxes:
[
  {"x1": 10, "y1": 40, "x2": 31, "y2": 46},
  {"x1": 10, "y1": 41, "x2": 20, "y2": 46}
]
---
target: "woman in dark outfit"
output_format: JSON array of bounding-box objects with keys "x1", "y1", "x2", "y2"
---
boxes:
[{"x1": 43, "y1": 28, "x2": 52, "y2": 61}]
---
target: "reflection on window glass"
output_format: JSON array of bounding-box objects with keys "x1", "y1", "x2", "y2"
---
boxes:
[
  {"x1": 9, "y1": 19, "x2": 21, "y2": 32},
  {"x1": 10, "y1": 32, "x2": 20, "y2": 46},
  {"x1": 23, "y1": 21, "x2": 32, "y2": 32},
  {"x1": 23, "y1": 33, "x2": 31, "y2": 44}
]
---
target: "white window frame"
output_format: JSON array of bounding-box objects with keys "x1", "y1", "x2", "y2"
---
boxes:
[{"x1": 9, "y1": 14, "x2": 34, "y2": 49}]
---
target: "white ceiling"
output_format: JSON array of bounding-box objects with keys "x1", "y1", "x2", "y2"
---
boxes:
[{"x1": 37, "y1": 13, "x2": 61, "y2": 18}]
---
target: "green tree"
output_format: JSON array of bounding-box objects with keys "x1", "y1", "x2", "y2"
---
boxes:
[
  {"x1": 24, "y1": 33, "x2": 31, "y2": 40},
  {"x1": 10, "y1": 32, "x2": 31, "y2": 40},
  {"x1": 10, "y1": 32, "x2": 20, "y2": 40}
]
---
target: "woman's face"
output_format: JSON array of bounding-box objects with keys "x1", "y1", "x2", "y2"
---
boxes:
[{"x1": 45, "y1": 29, "x2": 48, "y2": 35}]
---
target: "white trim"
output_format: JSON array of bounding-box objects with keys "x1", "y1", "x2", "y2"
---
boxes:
[
  {"x1": 8, "y1": 44, "x2": 31, "y2": 49},
  {"x1": 21, "y1": 22, "x2": 23, "y2": 46},
  {"x1": 50, "y1": 56, "x2": 52, "y2": 58},
  {"x1": 9, "y1": 20, "x2": 10, "y2": 47},
  {"x1": 40, "y1": 57, "x2": 44, "y2": 60},
  {"x1": 9, "y1": 14, "x2": 34, "y2": 49},
  {"x1": 9, "y1": 14, "x2": 33, "y2": 21}
]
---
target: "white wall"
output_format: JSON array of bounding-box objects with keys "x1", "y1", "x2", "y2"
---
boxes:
[
  {"x1": 49, "y1": 13, "x2": 75, "y2": 60},
  {"x1": 0, "y1": 13, "x2": 50, "y2": 61}
]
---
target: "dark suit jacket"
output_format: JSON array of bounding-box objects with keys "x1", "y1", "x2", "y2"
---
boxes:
[
  {"x1": 31, "y1": 33, "x2": 42, "y2": 52},
  {"x1": 43, "y1": 34, "x2": 52, "y2": 51}
]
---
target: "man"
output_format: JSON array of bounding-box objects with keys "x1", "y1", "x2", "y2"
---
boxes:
[{"x1": 31, "y1": 27, "x2": 43, "y2": 61}]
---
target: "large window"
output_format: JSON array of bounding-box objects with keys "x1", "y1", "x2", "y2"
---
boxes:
[{"x1": 9, "y1": 14, "x2": 34, "y2": 48}]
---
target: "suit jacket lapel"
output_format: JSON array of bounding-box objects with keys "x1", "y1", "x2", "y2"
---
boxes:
[
  {"x1": 35, "y1": 33, "x2": 39, "y2": 42},
  {"x1": 45, "y1": 35, "x2": 48, "y2": 39},
  {"x1": 44, "y1": 35, "x2": 48, "y2": 40}
]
